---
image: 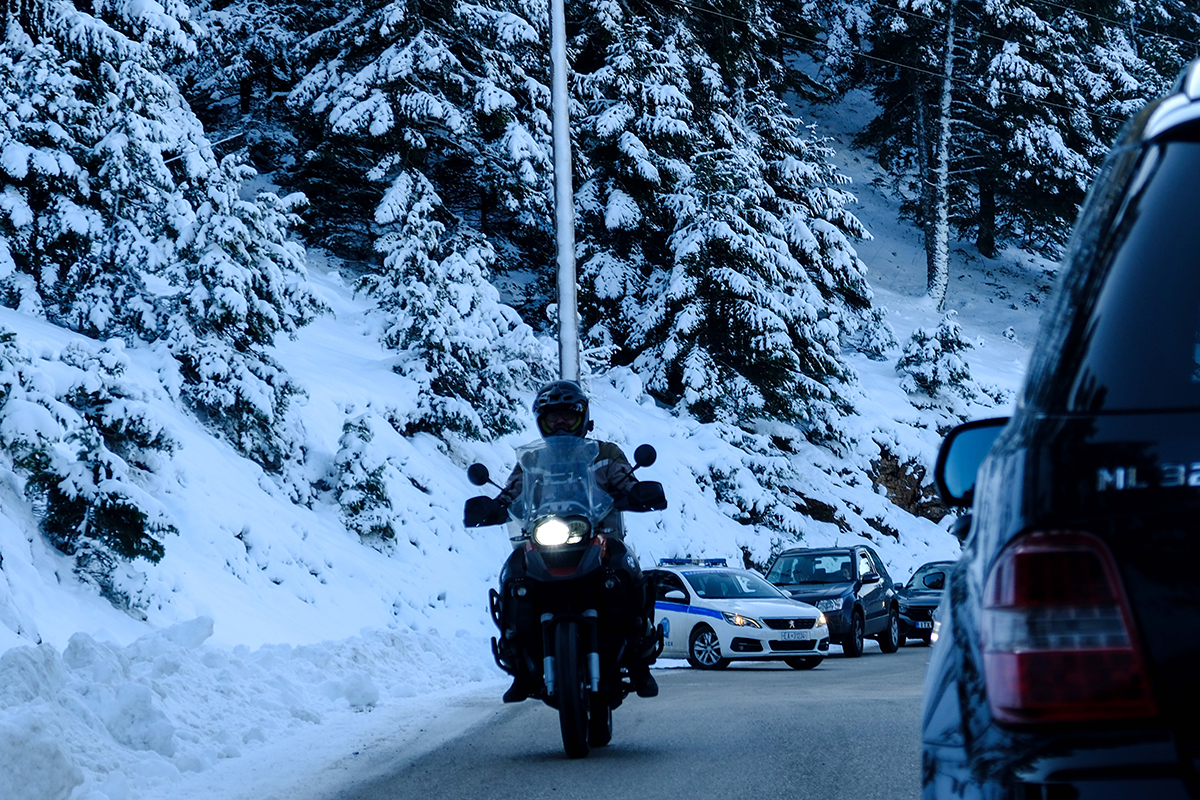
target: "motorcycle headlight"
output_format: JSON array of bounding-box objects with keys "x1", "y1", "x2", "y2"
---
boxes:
[
  {"x1": 721, "y1": 612, "x2": 762, "y2": 628},
  {"x1": 532, "y1": 517, "x2": 589, "y2": 546},
  {"x1": 815, "y1": 598, "x2": 843, "y2": 613}
]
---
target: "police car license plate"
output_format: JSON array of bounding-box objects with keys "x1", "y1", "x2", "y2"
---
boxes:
[
  {"x1": 780, "y1": 630, "x2": 814, "y2": 641},
  {"x1": 916, "y1": 621, "x2": 933, "y2": 629}
]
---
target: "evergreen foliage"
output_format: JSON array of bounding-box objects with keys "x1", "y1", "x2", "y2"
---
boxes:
[
  {"x1": 0, "y1": 0, "x2": 323, "y2": 472},
  {"x1": 895, "y1": 311, "x2": 974, "y2": 399},
  {"x1": 333, "y1": 410, "x2": 397, "y2": 544},
  {"x1": 365, "y1": 170, "x2": 545, "y2": 438},
  {"x1": 290, "y1": 0, "x2": 551, "y2": 440},
  {"x1": 568, "y1": 0, "x2": 877, "y2": 440},
  {"x1": 0, "y1": 331, "x2": 177, "y2": 609},
  {"x1": 827, "y1": 0, "x2": 1182, "y2": 263}
]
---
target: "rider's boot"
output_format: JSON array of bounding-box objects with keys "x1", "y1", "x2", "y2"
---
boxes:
[
  {"x1": 503, "y1": 674, "x2": 532, "y2": 703},
  {"x1": 629, "y1": 661, "x2": 658, "y2": 698},
  {"x1": 629, "y1": 617, "x2": 660, "y2": 698}
]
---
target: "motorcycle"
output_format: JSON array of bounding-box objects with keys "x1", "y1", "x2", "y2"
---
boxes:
[{"x1": 464, "y1": 437, "x2": 666, "y2": 758}]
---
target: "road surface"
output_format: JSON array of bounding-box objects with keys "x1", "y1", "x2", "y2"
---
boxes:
[{"x1": 323, "y1": 642, "x2": 930, "y2": 800}]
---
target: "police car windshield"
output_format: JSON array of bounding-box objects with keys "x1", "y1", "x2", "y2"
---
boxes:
[
  {"x1": 766, "y1": 553, "x2": 853, "y2": 585},
  {"x1": 683, "y1": 571, "x2": 782, "y2": 599}
]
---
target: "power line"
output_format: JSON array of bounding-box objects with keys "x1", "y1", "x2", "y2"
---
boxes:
[
  {"x1": 871, "y1": 1, "x2": 1186, "y2": 78},
  {"x1": 658, "y1": 0, "x2": 1131, "y2": 125},
  {"x1": 1023, "y1": 0, "x2": 1199, "y2": 53}
]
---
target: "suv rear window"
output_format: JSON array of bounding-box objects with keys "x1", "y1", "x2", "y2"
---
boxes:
[{"x1": 1025, "y1": 139, "x2": 1200, "y2": 412}]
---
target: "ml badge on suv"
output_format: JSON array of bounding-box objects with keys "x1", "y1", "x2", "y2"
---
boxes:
[{"x1": 763, "y1": 546, "x2": 901, "y2": 657}]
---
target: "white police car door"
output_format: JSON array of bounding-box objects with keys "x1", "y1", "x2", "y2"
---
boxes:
[{"x1": 652, "y1": 572, "x2": 693, "y2": 656}]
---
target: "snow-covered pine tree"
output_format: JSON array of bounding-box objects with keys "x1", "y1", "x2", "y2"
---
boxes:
[
  {"x1": 180, "y1": 0, "x2": 350, "y2": 174},
  {"x1": 0, "y1": 0, "x2": 323, "y2": 472},
  {"x1": 160, "y1": 159, "x2": 322, "y2": 472},
  {"x1": 574, "y1": 15, "x2": 697, "y2": 364},
  {"x1": 290, "y1": 0, "x2": 549, "y2": 439},
  {"x1": 836, "y1": 0, "x2": 1175, "y2": 270},
  {"x1": 0, "y1": 331, "x2": 177, "y2": 609},
  {"x1": 565, "y1": 0, "x2": 874, "y2": 444},
  {"x1": 333, "y1": 410, "x2": 397, "y2": 545},
  {"x1": 366, "y1": 170, "x2": 545, "y2": 438},
  {"x1": 964, "y1": 0, "x2": 1167, "y2": 254},
  {"x1": 895, "y1": 310, "x2": 975, "y2": 400},
  {"x1": 1128, "y1": 0, "x2": 1200, "y2": 79},
  {"x1": 633, "y1": 144, "x2": 857, "y2": 444}
]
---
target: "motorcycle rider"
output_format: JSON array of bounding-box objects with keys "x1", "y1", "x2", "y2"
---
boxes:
[{"x1": 492, "y1": 380, "x2": 662, "y2": 703}]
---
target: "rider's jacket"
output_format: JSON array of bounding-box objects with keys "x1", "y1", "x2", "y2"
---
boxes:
[{"x1": 497, "y1": 440, "x2": 639, "y2": 545}]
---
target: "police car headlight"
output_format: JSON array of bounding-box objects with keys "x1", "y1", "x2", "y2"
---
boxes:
[
  {"x1": 815, "y1": 598, "x2": 843, "y2": 613},
  {"x1": 817, "y1": 613, "x2": 827, "y2": 627},
  {"x1": 721, "y1": 612, "x2": 762, "y2": 628},
  {"x1": 532, "y1": 517, "x2": 589, "y2": 546}
]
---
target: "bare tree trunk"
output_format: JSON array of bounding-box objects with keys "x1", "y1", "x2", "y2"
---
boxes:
[
  {"x1": 927, "y1": 1, "x2": 956, "y2": 310},
  {"x1": 977, "y1": 169, "x2": 996, "y2": 258},
  {"x1": 915, "y1": 87, "x2": 936, "y2": 273}
]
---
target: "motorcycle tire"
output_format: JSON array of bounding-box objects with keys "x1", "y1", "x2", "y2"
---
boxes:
[{"x1": 555, "y1": 620, "x2": 590, "y2": 758}]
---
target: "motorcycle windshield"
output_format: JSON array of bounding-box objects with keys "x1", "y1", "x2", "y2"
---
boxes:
[{"x1": 510, "y1": 438, "x2": 614, "y2": 528}]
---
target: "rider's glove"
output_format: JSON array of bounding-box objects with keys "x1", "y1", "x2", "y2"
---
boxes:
[{"x1": 464, "y1": 495, "x2": 509, "y2": 527}]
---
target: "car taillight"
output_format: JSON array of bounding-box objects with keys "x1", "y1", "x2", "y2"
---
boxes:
[{"x1": 981, "y1": 531, "x2": 1157, "y2": 724}]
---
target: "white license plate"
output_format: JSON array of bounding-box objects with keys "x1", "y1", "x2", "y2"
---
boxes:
[
  {"x1": 779, "y1": 630, "x2": 814, "y2": 641},
  {"x1": 916, "y1": 621, "x2": 933, "y2": 629}
]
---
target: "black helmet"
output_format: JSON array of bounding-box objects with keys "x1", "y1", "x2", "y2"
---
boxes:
[{"x1": 533, "y1": 380, "x2": 590, "y2": 437}]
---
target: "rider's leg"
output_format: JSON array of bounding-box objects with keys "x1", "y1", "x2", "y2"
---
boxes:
[
  {"x1": 605, "y1": 541, "x2": 659, "y2": 698},
  {"x1": 498, "y1": 550, "x2": 537, "y2": 702}
]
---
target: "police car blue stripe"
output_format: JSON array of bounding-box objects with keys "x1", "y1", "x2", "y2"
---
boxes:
[{"x1": 655, "y1": 602, "x2": 722, "y2": 620}]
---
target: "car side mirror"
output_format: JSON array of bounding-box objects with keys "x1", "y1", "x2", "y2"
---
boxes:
[
  {"x1": 664, "y1": 589, "x2": 686, "y2": 602},
  {"x1": 934, "y1": 418, "x2": 1008, "y2": 507},
  {"x1": 862, "y1": 571, "x2": 882, "y2": 584},
  {"x1": 923, "y1": 572, "x2": 946, "y2": 591}
]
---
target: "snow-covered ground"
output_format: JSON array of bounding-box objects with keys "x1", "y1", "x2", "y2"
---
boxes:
[{"x1": 0, "y1": 89, "x2": 1052, "y2": 800}]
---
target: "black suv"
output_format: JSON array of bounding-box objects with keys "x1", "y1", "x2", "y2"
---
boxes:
[
  {"x1": 924, "y1": 60, "x2": 1200, "y2": 798},
  {"x1": 764, "y1": 545, "x2": 900, "y2": 657}
]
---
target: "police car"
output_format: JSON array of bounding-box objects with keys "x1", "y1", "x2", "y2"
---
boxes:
[{"x1": 647, "y1": 559, "x2": 831, "y2": 670}]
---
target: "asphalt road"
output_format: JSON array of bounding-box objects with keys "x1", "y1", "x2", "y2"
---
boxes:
[{"x1": 322, "y1": 642, "x2": 931, "y2": 800}]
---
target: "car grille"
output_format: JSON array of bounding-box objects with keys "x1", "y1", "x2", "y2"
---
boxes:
[
  {"x1": 762, "y1": 618, "x2": 816, "y2": 630},
  {"x1": 905, "y1": 607, "x2": 934, "y2": 621},
  {"x1": 770, "y1": 640, "x2": 818, "y2": 651}
]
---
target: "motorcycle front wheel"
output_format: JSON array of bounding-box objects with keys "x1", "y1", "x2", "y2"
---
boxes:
[{"x1": 555, "y1": 620, "x2": 590, "y2": 758}]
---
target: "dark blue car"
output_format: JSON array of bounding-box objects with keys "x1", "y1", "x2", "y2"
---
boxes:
[
  {"x1": 764, "y1": 545, "x2": 900, "y2": 658},
  {"x1": 896, "y1": 560, "x2": 953, "y2": 646}
]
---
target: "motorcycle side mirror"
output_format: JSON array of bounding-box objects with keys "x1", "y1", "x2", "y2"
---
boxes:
[
  {"x1": 467, "y1": 463, "x2": 491, "y2": 486},
  {"x1": 633, "y1": 444, "x2": 657, "y2": 469}
]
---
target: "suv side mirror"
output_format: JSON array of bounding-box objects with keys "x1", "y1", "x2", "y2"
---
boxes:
[
  {"x1": 934, "y1": 418, "x2": 1009, "y2": 506},
  {"x1": 862, "y1": 571, "x2": 882, "y2": 584}
]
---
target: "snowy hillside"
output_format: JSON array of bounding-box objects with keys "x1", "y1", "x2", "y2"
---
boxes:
[{"x1": 0, "y1": 90, "x2": 1056, "y2": 800}]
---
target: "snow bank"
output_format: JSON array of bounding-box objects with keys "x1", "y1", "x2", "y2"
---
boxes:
[{"x1": 0, "y1": 619, "x2": 497, "y2": 800}]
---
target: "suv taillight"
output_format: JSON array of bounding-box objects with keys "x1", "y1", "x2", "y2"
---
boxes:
[{"x1": 981, "y1": 531, "x2": 1157, "y2": 724}]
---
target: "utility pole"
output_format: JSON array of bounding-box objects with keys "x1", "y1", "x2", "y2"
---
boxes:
[{"x1": 550, "y1": 0, "x2": 579, "y2": 381}]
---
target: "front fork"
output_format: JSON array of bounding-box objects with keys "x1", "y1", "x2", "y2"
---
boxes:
[{"x1": 540, "y1": 610, "x2": 600, "y2": 696}]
